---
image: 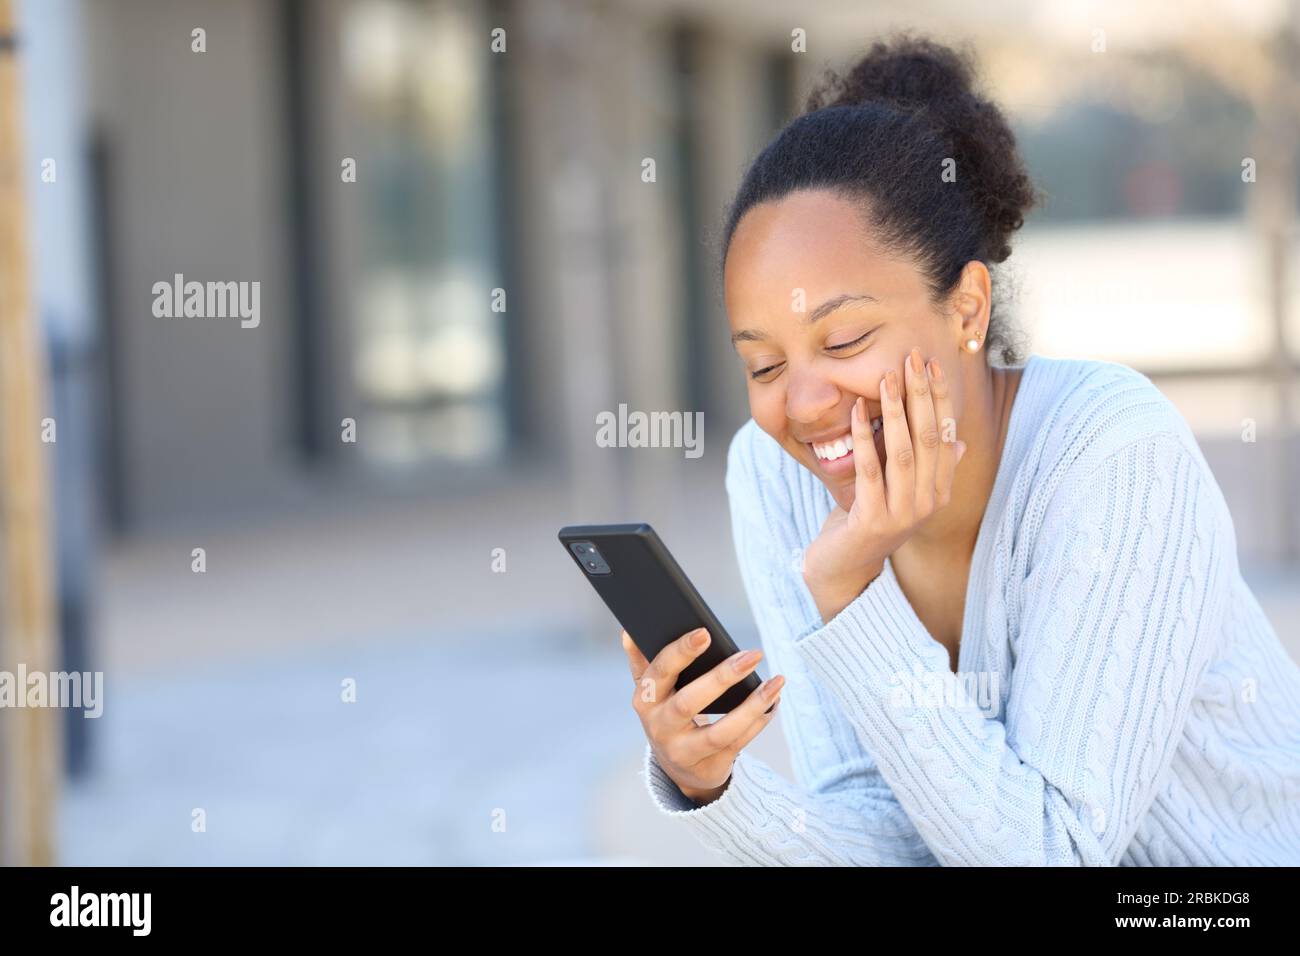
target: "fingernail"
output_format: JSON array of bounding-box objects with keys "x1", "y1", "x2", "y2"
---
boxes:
[
  {"x1": 931, "y1": 359, "x2": 945, "y2": 382},
  {"x1": 910, "y1": 347, "x2": 923, "y2": 375},
  {"x1": 763, "y1": 676, "x2": 785, "y2": 699},
  {"x1": 733, "y1": 649, "x2": 760, "y2": 671},
  {"x1": 887, "y1": 369, "x2": 899, "y2": 401},
  {"x1": 880, "y1": 376, "x2": 888, "y2": 402},
  {"x1": 955, "y1": 440, "x2": 967, "y2": 462},
  {"x1": 691, "y1": 629, "x2": 709, "y2": 648}
]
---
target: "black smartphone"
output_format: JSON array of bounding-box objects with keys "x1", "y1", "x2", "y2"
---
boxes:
[{"x1": 558, "y1": 522, "x2": 771, "y2": 715}]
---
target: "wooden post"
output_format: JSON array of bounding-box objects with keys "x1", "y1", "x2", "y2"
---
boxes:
[{"x1": 0, "y1": 0, "x2": 60, "y2": 866}]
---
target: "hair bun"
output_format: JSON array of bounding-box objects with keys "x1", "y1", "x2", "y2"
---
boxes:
[{"x1": 804, "y1": 33, "x2": 977, "y2": 116}]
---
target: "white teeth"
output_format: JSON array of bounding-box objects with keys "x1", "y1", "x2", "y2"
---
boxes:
[
  {"x1": 812, "y1": 418, "x2": 885, "y2": 461},
  {"x1": 812, "y1": 416, "x2": 886, "y2": 461},
  {"x1": 812, "y1": 434, "x2": 853, "y2": 461}
]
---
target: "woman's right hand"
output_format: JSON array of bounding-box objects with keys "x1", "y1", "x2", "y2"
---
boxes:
[
  {"x1": 801, "y1": 352, "x2": 965, "y2": 624},
  {"x1": 622, "y1": 627, "x2": 785, "y2": 806}
]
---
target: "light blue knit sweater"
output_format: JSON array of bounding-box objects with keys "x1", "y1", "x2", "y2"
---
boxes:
[{"x1": 643, "y1": 352, "x2": 1300, "y2": 865}]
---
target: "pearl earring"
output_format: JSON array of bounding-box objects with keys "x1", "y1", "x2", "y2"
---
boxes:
[{"x1": 964, "y1": 330, "x2": 982, "y2": 352}]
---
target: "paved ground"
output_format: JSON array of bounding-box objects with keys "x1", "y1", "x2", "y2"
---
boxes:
[{"x1": 60, "y1": 624, "x2": 638, "y2": 865}]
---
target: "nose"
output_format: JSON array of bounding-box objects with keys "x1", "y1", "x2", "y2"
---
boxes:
[{"x1": 784, "y1": 364, "x2": 840, "y2": 425}]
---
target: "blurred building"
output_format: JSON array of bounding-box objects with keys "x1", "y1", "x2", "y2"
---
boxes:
[
  {"x1": 17, "y1": 0, "x2": 1292, "y2": 557},
  {"x1": 47, "y1": 0, "x2": 785, "y2": 535}
]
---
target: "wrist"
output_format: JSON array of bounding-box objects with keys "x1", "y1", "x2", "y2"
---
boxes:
[
  {"x1": 680, "y1": 774, "x2": 731, "y2": 807},
  {"x1": 806, "y1": 558, "x2": 884, "y2": 624}
]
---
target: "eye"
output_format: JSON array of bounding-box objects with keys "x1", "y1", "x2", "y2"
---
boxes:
[
  {"x1": 826, "y1": 330, "x2": 874, "y2": 353},
  {"x1": 750, "y1": 361, "x2": 785, "y2": 382}
]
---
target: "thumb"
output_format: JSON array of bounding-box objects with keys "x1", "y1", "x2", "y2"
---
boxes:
[{"x1": 621, "y1": 629, "x2": 650, "y2": 678}]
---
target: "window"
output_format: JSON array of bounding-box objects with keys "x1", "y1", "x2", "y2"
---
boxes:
[{"x1": 339, "y1": 0, "x2": 506, "y2": 467}]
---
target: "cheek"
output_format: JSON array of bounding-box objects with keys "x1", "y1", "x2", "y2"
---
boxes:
[
  {"x1": 748, "y1": 384, "x2": 789, "y2": 439},
  {"x1": 823, "y1": 348, "x2": 895, "y2": 398}
]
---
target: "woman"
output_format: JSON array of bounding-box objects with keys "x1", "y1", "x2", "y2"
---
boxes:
[{"x1": 622, "y1": 34, "x2": 1300, "y2": 866}]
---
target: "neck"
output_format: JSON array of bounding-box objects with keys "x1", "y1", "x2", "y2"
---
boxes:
[{"x1": 904, "y1": 356, "x2": 1019, "y2": 557}]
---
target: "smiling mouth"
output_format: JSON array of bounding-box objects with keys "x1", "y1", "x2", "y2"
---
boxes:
[{"x1": 810, "y1": 416, "x2": 883, "y2": 461}]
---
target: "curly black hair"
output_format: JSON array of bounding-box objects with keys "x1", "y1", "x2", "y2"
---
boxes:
[{"x1": 719, "y1": 33, "x2": 1041, "y2": 366}]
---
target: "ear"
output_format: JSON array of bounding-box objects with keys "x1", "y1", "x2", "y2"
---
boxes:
[{"x1": 948, "y1": 260, "x2": 992, "y2": 345}]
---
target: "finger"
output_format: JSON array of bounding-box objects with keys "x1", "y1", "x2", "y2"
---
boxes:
[
  {"x1": 686, "y1": 676, "x2": 785, "y2": 762},
  {"x1": 638, "y1": 627, "x2": 711, "y2": 712},
  {"x1": 880, "y1": 367, "x2": 914, "y2": 520},
  {"x1": 905, "y1": 347, "x2": 939, "y2": 515},
  {"x1": 658, "y1": 646, "x2": 763, "y2": 731},
  {"x1": 851, "y1": 395, "x2": 884, "y2": 511},
  {"x1": 621, "y1": 629, "x2": 650, "y2": 682},
  {"x1": 928, "y1": 357, "x2": 960, "y2": 508}
]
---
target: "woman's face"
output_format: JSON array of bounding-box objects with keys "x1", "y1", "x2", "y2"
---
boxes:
[{"x1": 724, "y1": 188, "x2": 972, "y2": 512}]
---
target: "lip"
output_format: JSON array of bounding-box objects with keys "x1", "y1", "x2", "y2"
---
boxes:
[
  {"x1": 795, "y1": 407, "x2": 883, "y2": 446},
  {"x1": 800, "y1": 428, "x2": 853, "y2": 445},
  {"x1": 812, "y1": 442, "x2": 856, "y2": 476}
]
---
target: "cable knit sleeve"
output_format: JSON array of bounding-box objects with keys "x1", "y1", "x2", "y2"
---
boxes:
[
  {"x1": 791, "y1": 429, "x2": 1231, "y2": 865},
  {"x1": 639, "y1": 422, "x2": 938, "y2": 866}
]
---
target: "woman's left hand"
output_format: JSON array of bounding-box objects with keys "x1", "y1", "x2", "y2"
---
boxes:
[{"x1": 801, "y1": 348, "x2": 967, "y2": 624}]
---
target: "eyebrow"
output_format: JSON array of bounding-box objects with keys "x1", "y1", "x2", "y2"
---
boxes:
[{"x1": 730, "y1": 292, "x2": 880, "y2": 345}]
